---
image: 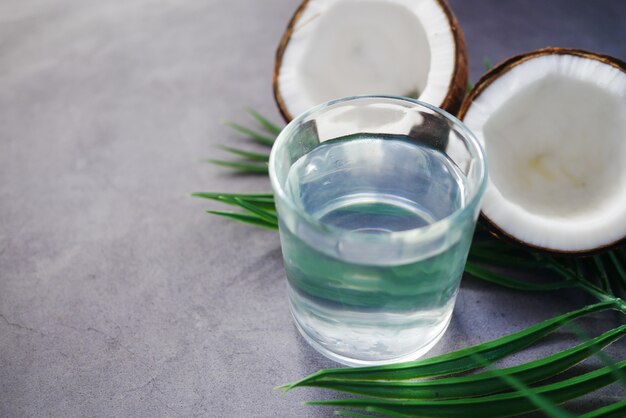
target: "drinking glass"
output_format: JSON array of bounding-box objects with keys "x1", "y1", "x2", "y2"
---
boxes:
[{"x1": 269, "y1": 96, "x2": 487, "y2": 366}]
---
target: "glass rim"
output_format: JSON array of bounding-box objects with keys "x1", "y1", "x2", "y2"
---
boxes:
[{"x1": 268, "y1": 95, "x2": 488, "y2": 241}]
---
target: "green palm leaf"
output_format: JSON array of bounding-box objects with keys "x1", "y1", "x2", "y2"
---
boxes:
[
  {"x1": 218, "y1": 146, "x2": 270, "y2": 161},
  {"x1": 206, "y1": 210, "x2": 277, "y2": 229},
  {"x1": 191, "y1": 192, "x2": 276, "y2": 211},
  {"x1": 231, "y1": 197, "x2": 278, "y2": 225},
  {"x1": 307, "y1": 360, "x2": 626, "y2": 418},
  {"x1": 191, "y1": 191, "x2": 274, "y2": 201},
  {"x1": 245, "y1": 107, "x2": 282, "y2": 135},
  {"x1": 334, "y1": 411, "x2": 379, "y2": 418},
  {"x1": 468, "y1": 352, "x2": 573, "y2": 418},
  {"x1": 223, "y1": 121, "x2": 275, "y2": 146},
  {"x1": 204, "y1": 159, "x2": 268, "y2": 173}
]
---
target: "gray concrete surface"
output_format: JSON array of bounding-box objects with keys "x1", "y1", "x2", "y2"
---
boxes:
[{"x1": 0, "y1": 0, "x2": 624, "y2": 416}]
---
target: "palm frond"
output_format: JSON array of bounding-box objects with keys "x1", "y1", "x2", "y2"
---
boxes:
[
  {"x1": 231, "y1": 197, "x2": 278, "y2": 225},
  {"x1": 245, "y1": 107, "x2": 282, "y2": 135},
  {"x1": 191, "y1": 192, "x2": 275, "y2": 211},
  {"x1": 307, "y1": 360, "x2": 626, "y2": 418},
  {"x1": 206, "y1": 210, "x2": 277, "y2": 230},
  {"x1": 218, "y1": 145, "x2": 270, "y2": 161},
  {"x1": 223, "y1": 121, "x2": 275, "y2": 146},
  {"x1": 204, "y1": 159, "x2": 268, "y2": 174}
]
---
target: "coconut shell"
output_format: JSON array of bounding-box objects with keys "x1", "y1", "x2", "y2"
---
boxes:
[
  {"x1": 273, "y1": 0, "x2": 468, "y2": 122},
  {"x1": 459, "y1": 47, "x2": 626, "y2": 256},
  {"x1": 436, "y1": 0, "x2": 468, "y2": 116}
]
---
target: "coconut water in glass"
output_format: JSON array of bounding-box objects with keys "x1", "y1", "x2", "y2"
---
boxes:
[{"x1": 269, "y1": 96, "x2": 487, "y2": 366}]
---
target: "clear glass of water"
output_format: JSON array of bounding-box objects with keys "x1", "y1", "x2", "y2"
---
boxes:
[{"x1": 269, "y1": 96, "x2": 488, "y2": 366}]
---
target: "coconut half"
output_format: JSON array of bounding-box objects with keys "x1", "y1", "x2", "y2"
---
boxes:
[
  {"x1": 459, "y1": 48, "x2": 626, "y2": 254},
  {"x1": 273, "y1": 0, "x2": 467, "y2": 122}
]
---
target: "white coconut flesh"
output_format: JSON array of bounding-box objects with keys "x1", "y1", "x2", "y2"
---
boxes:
[
  {"x1": 277, "y1": 0, "x2": 457, "y2": 117},
  {"x1": 463, "y1": 54, "x2": 626, "y2": 252}
]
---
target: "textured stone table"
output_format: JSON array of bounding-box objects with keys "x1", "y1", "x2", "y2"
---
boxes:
[{"x1": 1, "y1": 0, "x2": 624, "y2": 416}]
